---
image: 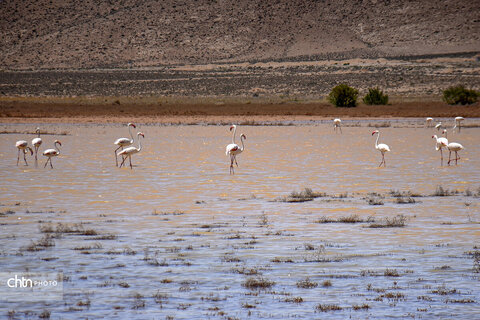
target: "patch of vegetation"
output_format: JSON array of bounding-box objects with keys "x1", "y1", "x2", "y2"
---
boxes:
[
  {"x1": 39, "y1": 310, "x2": 51, "y2": 319},
  {"x1": 283, "y1": 297, "x2": 304, "y2": 303},
  {"x1": 25, "y1": 235, "x2": 55, "y2": 251},
  {"x1": 352, "y1": 303, "x2": 370, "y2": 310},
  {"x1": 390, "y1": 189, "x2": 422, "y2": 197},
  {"x1": 328, "y1": 84, "x2": 359, "y2": 107},
  {"x1": 430, "y1": 285, "x2": 457, "y2": 295},
  {"x1": 395, "y1": 197, "x2": 416, "y2": 204},
  {"x1": 277, "y1": 188, "x2": 327, "y2": 202},
  {"x1": 366, "y1": 193, "x2": 384, "y2": 205},
  {"x1": 368, "y1": 215, "x2": 407, "y2": 228},
  {"x1": 316, "y1": 214, "x2": 373, "y2": 224},
  {"x1": 363, "y1": 87, "x2": 388, "y2": 105},
  {"x1": 384, "y1": 269, "x2": 400, "y2": 277},
  {"x1": 322, "y1": 280, "x2": 332, "y2": 287},
  {"x1": 432, "y1": 186, "x2": 460, "y2": 196},
  {"x1": 242, "y1": 277, "x2": 275, "y2": 290},
  {"x1": 296, "y1": 277, "x2": 318, "y2": 289},
  {"x1": 316, "y1": 303, "x2": 343, "y2": 312},
  {"x1": 442, "y1": 85, "x2": 479, "y2": 105}
]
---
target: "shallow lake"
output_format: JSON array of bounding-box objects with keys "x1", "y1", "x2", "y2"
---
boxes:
[{"x1": 0, "y1": 120, "x2": 479, "y2": 319}]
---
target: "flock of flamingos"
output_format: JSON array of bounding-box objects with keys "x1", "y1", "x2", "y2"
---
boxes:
[{"x1": 14, "y1": 116, "x2": 466, "y2": 172}]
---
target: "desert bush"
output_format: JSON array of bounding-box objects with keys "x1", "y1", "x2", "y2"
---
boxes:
[
  {"x1": 442, "y1": 85, "x2": 479, "y2": 105},
  {"x1": 328, "y1": 84, "x2": 359, "y2": 107},
  {"x1": 363, "y1": 87, "x2": 389, "y2": 105}
]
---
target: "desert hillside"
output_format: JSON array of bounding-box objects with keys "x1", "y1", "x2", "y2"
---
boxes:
[{"x1": 1, "y1": 0, "x2": 479, "y2": 69}]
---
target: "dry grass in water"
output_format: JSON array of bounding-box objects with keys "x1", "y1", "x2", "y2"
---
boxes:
[
  {"x1": 277, "y1": 188, "x2": 327, "y2": 203},
  {"x1": 390, "y1": 189, "x2": 422, "y2": 197},
  {"x1": 296, "y1": 278, "x2": 318, "y2": 289},
  {"x1": 242, "y1": 277, "x2": 275, "y2": 290},
  {"x1": 25, "y1": 235, "x2": 55, "y2": 251},
  {"x1": 316, "y1": 304, "x2": 342, "y2": 312},
  {"x1": 315, "y1": 214, "x2": 373, "y2": 224},
  {"x1": 368, "y1": 215, "x2": 407, "y2": 228},
  {"x1": 432, "y1": 186, "x2": 460, "y2": 196},
  {"x1": 365, "y1": 192, "x2": 384, "y2": 205}
]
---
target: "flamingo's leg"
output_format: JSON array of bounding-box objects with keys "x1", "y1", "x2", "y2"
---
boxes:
[
  {"x1": 229, "y1": 155, "x2": 235, "y2": 174},
  {"x1": 23, "y1": 151, "x2": 28, "y2": 166},
  {"x1": 17, "y1": 149, "x2": 20, "y2": 166},
  {"x1": 440, "y1": 148, "x2": 443, "y2": 166},
  {"x1": 44, "y1": 157, "x2": 49, "y2": 168},
  {"x1": 448, "y1": 151, "x2": 452, "y2": 165},
  {"x1": 119, "y1": 154, "x2": 127, "y2": 168},
  {"x1": 234, "y1": 155, "x2": 238, "y2": 167},
  {"x1": 50, "y1": 158, "x2": 54, "y2": 169},
  {"x1": 129, "y1": 156, "x2": 133, "y2": 169},
  {"x1": 114, "y1": 146, "x2": 123, "y2": 166},
  {"x1": 339, "y1": 126, "x2": 342, "y2": 134}
]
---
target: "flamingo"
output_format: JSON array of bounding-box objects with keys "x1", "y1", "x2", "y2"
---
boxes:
[
  {"x1": 435, "y1": 122, "x2": 442, "y2": 131},
  {"x1": 15, "y1": 140, "x2": 33, "y2": 166},
  {"x1": 333, "y1": 118, "x2": 342, "y2": 133},
  {"x1": 118, "y1": 132, "x2": 144, "y2": 169},
  {"x1": 453, "y1": 116, "x2": 464, "y2": 133},
  {"x1": 43, "y1": 140, "x2": 62, "y2": 168},
  {"x1": 372, "y1": 130, "x2": 390, "y2": 167},
  {"x1": 114, "y1": 123, "x2": 136, "y2": 166},
  {"x1": 432, "y1": 131, "x2": 448, "y2": 166},
  {"x1": 32, "y1": 127, "x2": 42, "y2": 166},
  {"x1": 446, "y1": 141, "x2": 464, "y2": 165},
  {"x1": 425, "y1": 117, "x2": 433, "y2": 128},
  {"x1": 225, "y1": 125, "x2": 246, "y2": 174}
]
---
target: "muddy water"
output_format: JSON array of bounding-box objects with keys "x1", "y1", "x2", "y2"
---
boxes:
[{"x1": 0, "y1": 121, "x2": 479, "y2": 319}]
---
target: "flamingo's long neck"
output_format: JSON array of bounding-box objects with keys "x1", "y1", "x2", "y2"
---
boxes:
[
  {"x1": 54, "y1": 142, "x2": 61, "y2": 154},
  {"x1": 375, "y1": 133, "x2": 380, "y2": 149},
  {"x1": 129, "y1": 125, "x2": 135, "y2": 142},
  {"x1": 443, "y1": 130, "x2": 448, "y2": 139},
  {"x1": 231, "y1": 126, "x2": 237, "y2": 144},
  {"x1": 137, "y1": 135, "x2": 142, "y2": 152},
  {"x1": 240, "y1": 135, "x2": 245, "y2": 151}
]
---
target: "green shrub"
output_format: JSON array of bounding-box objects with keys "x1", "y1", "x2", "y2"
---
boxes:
[
  {"x1": 363, "y1": 87, "x2": 389, "y2": 105},
  {"x1": 328, "y1": 84, "x2": 359, "y2": 107},
  {"x1": 442, "y1": 85, "x2": 479, "y2": 105}
]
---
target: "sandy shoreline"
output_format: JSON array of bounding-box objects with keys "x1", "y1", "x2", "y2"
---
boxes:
[{"x1": 1, "y1": 99, "x2": 479, "y2": 124}]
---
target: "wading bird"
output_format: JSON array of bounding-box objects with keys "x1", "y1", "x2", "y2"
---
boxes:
[
  {"x1": 118, "y1": 132, "x2": 144, "y2": 169},
  {"x1": 435, "y1": 122, "x2": 442, "y2": 131},
  {"x1": 453, "y1": 116, "x2": 464, "y2": 133},
  {"x1": 114, "y1": 123, "x2": 136, "y2": 166},
  {"x1": 32, "y1": 127, "x2": 42, "y2": 166},
  {"x1": 432, "y1": 132, "x2": 448, "y2": 166},
  {"x1": 16, "y1": 140, "x2": 33, "y2": 166},
  {"x1": 333, "y1": 118, "x2": 342, "y2": 133},
  {"x1": 446, "y1": 141, "x2": 464, "y2": 165},
  {"x1": 43, "y1": 140, "x2": 62, "y2": 168},
  {"x1": 372, "y1": 130, "x2": 390, "y2": 167},
  {"x1": 425, "y1": 117, "x2": 433, "y2": 128},
  {"x1": 225, "y1": 125, "x2": 246, "y2": 174}
]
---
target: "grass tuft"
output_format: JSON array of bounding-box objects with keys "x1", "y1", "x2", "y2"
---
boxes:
[
  {"x1": 296, "y1": 277, "x2": 318, "y2": 289},
  {"x1": 316, "y1": 304, "x2": 342, "y2": 312},
  {"x1": 242, "y1": 277, "x2": 275, "y2": 290},
  {"x1": 368, "y1": 215, "x2": 407, "y2": 228}
]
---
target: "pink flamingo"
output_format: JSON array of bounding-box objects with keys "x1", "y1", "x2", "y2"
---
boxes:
[
  {"x1": 114, "y1": 123, "x2": 136, "y2": 166},
  {"x1": 225, "y1": 125, "x2": 246, "y2": 174},
  {"x1": 16, "y1": 140, "x2": 33, "y2": 166},
  {"x1": 43, "y1": 140, "x2": 62, "y2": 168},
  {"x1": 118, "y1": 132, "x2": 144, "y2": 169},
  {"x1": 372, "y1": 130, "x2": 390, "y2": 167}
]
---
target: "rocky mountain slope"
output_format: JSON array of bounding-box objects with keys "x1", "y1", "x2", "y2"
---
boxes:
[{"x1": 1, "y1": 0, "x2": 479, "y2": 70}]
